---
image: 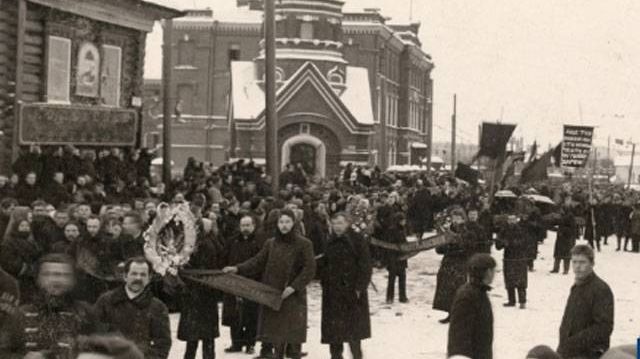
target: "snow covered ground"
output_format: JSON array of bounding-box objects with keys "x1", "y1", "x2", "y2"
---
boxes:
[{"x1": 168, "y1": 232, "x2": 640, "y2": 359}]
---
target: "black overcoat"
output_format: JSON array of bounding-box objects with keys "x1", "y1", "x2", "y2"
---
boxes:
[
  {"x1": 319, "y1": 230, "x2": 372, "y2": 343},
  {"x1": 447, "y1": 281, "x2": 494, "y2": 359},
  {"x1": 557, "y1": 272, "x2": 614, "y2": 359}
]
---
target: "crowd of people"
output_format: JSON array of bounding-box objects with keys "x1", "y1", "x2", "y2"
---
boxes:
[{"x1": 0, "y1": 146, "x2": 638, "y2": 359}]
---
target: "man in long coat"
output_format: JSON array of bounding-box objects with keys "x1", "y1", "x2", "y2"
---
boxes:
[
  {"x1": 319, "y1": 212, "x2": 372, "y2": 359},
  {"x1": 224, "y1": 209, "x2": 316, "y2": 359},
  {"x1": 552, "y1": 205, "x2": 577, "y2": 274},
  {"x1": 178, "y1": 212, "x2": 222, "y2": 359},
  {"x1": 557, "y1": 244, "x2": 614, "y2": 359},
  {"x1": 221, "y1": 215, "x2": 264, "y2": 355},
  {"x1": 495, "y1": 214, "x2": 529, "y2": 308}
]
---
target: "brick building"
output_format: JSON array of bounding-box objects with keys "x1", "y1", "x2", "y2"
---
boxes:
[
  {"x1": 149, "y1": 1, "x2": 434, "y2": 176},
  {"x1": 0, "y1": 0, "x2": 182, "y2": 174}
]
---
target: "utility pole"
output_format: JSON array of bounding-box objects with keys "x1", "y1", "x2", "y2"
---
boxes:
[
  {"x1": 264, "y1": 0, "x2": 279, "y2": 193},
  {"x1": 161, "y1": 19, "x2": 173, "y2": 185},
  {"x1": 451, "y1": 94, "x2": 457, "y2": 171},
  {"x1": 628, "y1": 142, "x2": 636, "y2": 188}
]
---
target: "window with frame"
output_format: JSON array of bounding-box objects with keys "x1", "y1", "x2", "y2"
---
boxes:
[
  {"x1": 228, "y1": 43, "x2": 241, "y2": 65},
  {"x1": 300, "y1": 22, "x2": 314, "y2": 40},
  {"x1": 100, "y1": 45, "x2": 122, "y2": 107},
  {"x1": 178, "y1": 39, "x2": 195, "y2": 66},
  {"x1": 46, "y1": 36, "x2": 71, "y2": 103}
]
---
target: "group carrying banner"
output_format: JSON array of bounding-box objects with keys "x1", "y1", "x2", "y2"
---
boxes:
[{"x1": 561, "y1": 125, "x2": 594, "y2": 168}]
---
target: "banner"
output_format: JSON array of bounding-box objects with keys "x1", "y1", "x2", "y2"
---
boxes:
[
  {"x1": 477, "y1": 122, "x2": 517, "y2": 159},
  {"x1": 181, "y1": 270, "x2": 283, "y2": 311},
  {"x1": 561, "y1": 125, "x2": 594, "y2": 167},
  {"x1": 370, "y1": 232, "x2": 457, "y2": 253}
]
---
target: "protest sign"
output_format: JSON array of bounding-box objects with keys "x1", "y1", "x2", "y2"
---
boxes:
[{"x1": 561, "y1": 125, "x2": 594, "y2": 167}]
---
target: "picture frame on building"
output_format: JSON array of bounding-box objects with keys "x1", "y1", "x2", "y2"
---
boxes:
[{"x1": 76, "y1": 41, "x2": 101, "y2": 97}]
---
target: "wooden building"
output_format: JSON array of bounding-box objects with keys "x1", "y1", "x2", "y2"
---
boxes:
[{"x1": 0, "y1": 0, "x2": 182, "y2": 173}]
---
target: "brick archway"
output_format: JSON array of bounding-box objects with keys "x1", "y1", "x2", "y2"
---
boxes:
[{"x1": 281, "y1": 133, "x2": 326, "y2": 178}]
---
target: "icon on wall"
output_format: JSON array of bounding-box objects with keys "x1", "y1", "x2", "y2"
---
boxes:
[{"x1": 76, "y1": 42, "x2": 100, "y2": 97}]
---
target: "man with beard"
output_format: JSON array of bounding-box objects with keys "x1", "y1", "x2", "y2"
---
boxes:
[
  {"x1": 557, "y1": 245, "x2": 614, "y2": 359},
  {"x1": 223, "y1": 209, "x2": 316, "y2": 359},
  {"x1": 50, "y1": 222, "x2": 81, "y2": 256},
  {"x1": 94, "y1": 257, "x2": 171, "y2": 359},
  {"x1": 318, "y1": 213, "x2": 372, "y2": 359},
  {"x1": 222, "y1": 215, "x2": 264, "y2": 355},
  {"x1": 2, "y1": 253, "x2": 97, "y2": 359},
  {"x1": 496, "y1": 214, "x2": 529, "y2": 309},
  {"x1": 75, "y1": 216, "x2": 115, "y2": 303}
]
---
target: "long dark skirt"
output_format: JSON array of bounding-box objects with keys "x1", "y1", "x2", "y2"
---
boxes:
[{"x1": 433, "y1": 258, "x2": 467, "y2": 312}]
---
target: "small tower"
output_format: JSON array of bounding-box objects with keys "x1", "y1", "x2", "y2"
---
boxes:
[{"x1": 256, "y1": 0, "x2": 346, "y2": 92}]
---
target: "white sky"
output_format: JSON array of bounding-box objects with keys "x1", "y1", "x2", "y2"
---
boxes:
[{"x1": 145, "y1": 0, "x2": 640, "y2": 147}]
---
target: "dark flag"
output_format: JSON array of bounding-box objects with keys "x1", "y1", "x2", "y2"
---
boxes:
[
  {"x1": 477, "y1": 122, "x2": 517, "y2": 159},
  {"x1": 455, "y1": 162, "x2": 479, "y2": 185},
  {"x1": 520, "y1": 150, "x2": 553, "y2": 184},
  {"x1": 528, "y1": 141, "x2": 538, "y2": 162},
  {"x1": 500, "y1": 151, "x2": 526, "y2": 187}
]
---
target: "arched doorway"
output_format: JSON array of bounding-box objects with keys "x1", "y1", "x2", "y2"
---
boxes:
[
  {"x1": 281, "y1": 134, "x2": 326, "y2": 177},
  {"x1": 290, "y1": 143, "x2": 316, "y2": 175}
]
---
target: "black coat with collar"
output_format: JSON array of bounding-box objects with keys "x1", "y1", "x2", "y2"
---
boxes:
[
  {"x1": 447, "y1": 281, "x2": 494, "y2": 359},
  {"x1": 94, "y1": 286, "x2": 171, "y2": 359},
  {"x1": 557, "y1": 272, "x2": 614, "y2": 359}
]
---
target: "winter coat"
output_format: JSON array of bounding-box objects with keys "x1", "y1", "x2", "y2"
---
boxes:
[
  {"x1": 222, "y1": 232, "x2": 264, "y2": 327},
  {"x1": 178, "y1": 233, "x2": 222, "y2": 341},
  {"x1": 0, "y1": 268, "x2": 20, "y2": 358},
  {"x1": 408, "y1": 188, "x2": 434, "y2": 232},
  {"x1": 383, "y1": 225, "x2": 408, "y2": 272},
  {"x1": 557, "y1": 272, "x2": 614, "y2": 359},
  {"x1": 447, "y1": 281, "x2": 494, "y2": 359},
  {"x1": 95, "y1": 286, "x2": 172, "y2": 359},
  {"x1": 74, "y1": 233, "x2": 118, "y2": 303},
  {"x1": 522, "y1": 213, "x2": 546, "y2": 260},
  {"x1": 14, "y1": 183, "x2": 41, "y2": 206},
  {"x1": 4, "y1": 293, "x2": 97, "y2": 359},
  {"x1": 433, "y1": 224, "x2": 473, "y2": 312},
  {"x1": 630, "y1": 210, "x2": 640, "y2": 236},
  {"x1": 43, "y1": 182, "x2": 72, "y2": 207},
  {"x1": 554, "y1": 211, "x2": 577, "y2": 259},
  {"x1": 237, "y1": 231, "x2": 316, "y2": 344},
  {"x1": 0, "y1": 231, "x2": 43, "y2": 303},
  {"x1": 496, "y1": 223, "x2": 529, "y2": 288},
  {"x1": 319, "y1": 230, "x2": 372, "y2": 343}
]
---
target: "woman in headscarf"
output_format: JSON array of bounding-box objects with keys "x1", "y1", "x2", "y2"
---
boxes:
[{"x1": 223, "y1": 209, "x2": 316, "y2": 359}]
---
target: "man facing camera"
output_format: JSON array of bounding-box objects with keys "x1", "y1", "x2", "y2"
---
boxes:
[{"x1": 557, "y1": 244, "x2": 614, "y2": 359}]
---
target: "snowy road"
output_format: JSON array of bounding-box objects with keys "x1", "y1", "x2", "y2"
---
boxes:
[{"x1": 168, "y1": 233, "x2": 640, "y2": 358}]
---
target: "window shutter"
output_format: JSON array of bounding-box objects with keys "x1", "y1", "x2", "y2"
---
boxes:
[
  {"x1": 101, "y1": 45, "x2": 122, "y2": 107},
  {"x1": 46, "y1": 36, "x2": 71, "y2": 103}
]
